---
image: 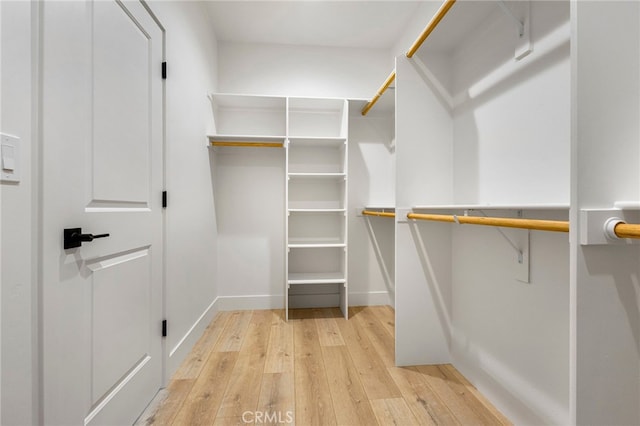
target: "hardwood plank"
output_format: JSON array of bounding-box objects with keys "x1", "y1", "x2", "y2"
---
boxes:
[
  {"x1": 333, "y1": 309, "x2": 402, "y2": 400},
  {"x1": 173, "y1": 311, "x2": 232, "y2": 380},
  {"x1": 351, "y1": 306, "x2": 396, "y2": 367},
  {"x1": 321, "y1": 345, "x2": 378, "y2": 425},
  {"x1": 294, "y1": 317, "x2": 337, "y2": 425},
  {"x1": 440, "y1": 365, "x2": 511, "y2": 424},
  {"x1": 413, "y1": 365, "x2": 486, "y2": 425},
  {"x1": 214, "y1": 310, "x2": 253, "y2": 352},
  {"x1": 289, "y1": 308, "x2": 316, "y2": 320},
  {"x1": 438, "y1": 364, "x2": 512, "y2": 425},
  {"x1": 370, "y1": 398, "x2": 420, "y2": 426},
  {"x1": 264, "y1": 315, "x2": 294, "y2": 374},
  {"x1": 256, "y1": 372, "x2": 296, "y2": 425},
  {"x1": 387, "y1": 366, "x2": 457, "y2": 426},
  {"x1": 374, "y1": 305, "x2": 396, "y2": 339},
  {"x1": 212, "y1": 417, "x2": 244, "y2": 426},
  {"x1": 313, "y1": 308, "x2": 346, "y2": 347},
  {"x1": 172, "y1": 351, "x2": 239, "y2": 426},
  {"x1": 216, "y1": 310, "x2": 272, "y2": 419},
  {"x1": 134, "y1": 379, "x2": 194, "y2": 426}
]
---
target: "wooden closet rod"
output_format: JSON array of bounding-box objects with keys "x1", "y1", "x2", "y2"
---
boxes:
[
  {"x1": 407, "y1": 212, "x2": 570, "y2": 233},
  {"x1": 406, "y1": 0, "x2": 457, "y2": 58},
  {"x1": 210, "y1": 141, "x2": 283, "y2": 148},
  {"x1": 613, "y1": 222, "x2": 640, "y2": 239},
  {"x1": 361, "y1": 0, "x2": 456, "y2": 116},
  {"x1": 361, "y1": 70, "x2": 396, "y2": 116},
  {"x1": 362, "y1": 210, "x2": 396, "y2": 218}
]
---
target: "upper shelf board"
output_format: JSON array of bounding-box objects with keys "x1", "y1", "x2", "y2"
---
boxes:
[{"x1": 412, "y1": 203, "x2": 570, "y2": 211}]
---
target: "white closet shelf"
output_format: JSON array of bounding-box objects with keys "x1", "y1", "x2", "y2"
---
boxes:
[
  {"x1": 288, "y1": 243, "x2": 346, "y2": 249},
  {"x1": 288, "y1": 272, "x2": 346, "y2": 285},
  {"x1": 288, "y1": 173, "x2": 346, "y2": 180},
  {"x1": 288, "y1": 208, "x2": 346, "y2": 213},
  {"x1": 287, "y1": 137, "x2": 346, "y2": 147},
  {"x1": 412, "y1": 203, "x2": 570, "y2": 210},
  {"x1": 208, "y1": 135, "x2": 286, "y2": 143},
  {"x1": 365, "y1": 205, "x2": 396, "y2": 211},
  {"x1": 614, "y1": 201, "x2": 640, "y2": 210}
]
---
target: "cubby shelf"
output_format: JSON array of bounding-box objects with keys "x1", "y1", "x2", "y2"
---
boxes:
[
  {"x1": 288, "y1": 243, "x2": 346, "y2": 249},
  {"x1": 288, "y1": 272, "x2": 346, "y2": 285},
  {"x1": 288, "y1": 173, "x2": 346, "y2": 179}
]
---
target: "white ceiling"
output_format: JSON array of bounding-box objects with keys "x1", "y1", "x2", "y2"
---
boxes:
[{"x1": 206, "y1": 1, "x2": 426, "y2": 49}]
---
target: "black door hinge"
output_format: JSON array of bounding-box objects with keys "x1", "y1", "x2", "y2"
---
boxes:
[
  {"x1": 162, "y1": 62, "x2": 167, "y2": 79},
  {"x1": 162, "y1": 191, "x2": 167, "y2": 208},
  {"x1": 162, "y1": 319, "x2": 167, "y2": 337}
]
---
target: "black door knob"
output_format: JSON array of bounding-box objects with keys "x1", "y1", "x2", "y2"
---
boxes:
[{"x1": 64, "y1": 228, "x2": 110, "y2": 249}]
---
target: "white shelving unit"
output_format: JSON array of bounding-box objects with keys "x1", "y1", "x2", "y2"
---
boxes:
[
  {"x1": 286, "y1": 98, "x2": 349, "y2": 320},
  {"x1": 209, "y1": 93, "x2": 349, "y2": 320}
]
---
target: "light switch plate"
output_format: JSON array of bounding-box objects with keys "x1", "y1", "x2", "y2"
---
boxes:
[{"x1": 1, "y1": 133, "x2": 20, "y2": 183}]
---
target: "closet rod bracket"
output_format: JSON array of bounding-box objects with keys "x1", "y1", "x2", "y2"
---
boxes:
[
  {"x1": 580, "y1": 208, "x2": 640, "y2": 245},
  {"x1": 497, "y1": 0, "x2": 532, "y2": 60}
]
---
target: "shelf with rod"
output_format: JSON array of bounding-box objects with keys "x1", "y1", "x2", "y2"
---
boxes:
[{"x1": 208, "y1": 134, "x2": 285, "y2": 148}]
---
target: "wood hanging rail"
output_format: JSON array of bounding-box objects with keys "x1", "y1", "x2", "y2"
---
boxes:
[
  {"x1": 361, "y1": 0, "x2": 456, "y2": 115},
  {"x1": 361, "y1": 70, "x2": 396, "y2": 116},
  {"x1": 210, "y1": 141, "x2": 283, "y2": 148},
  {"x1": 362, "y1": 210, "x2": 396, "y2": 218},
  {"x1": 613, "y1": 222, "x2": 640, "y2": 239},
  {"x1": 406, "y1": 0, "x2": 457, "y2": 58},
  {"x1": 407, "y1": 212, "x2": 570, "y2": 233}
]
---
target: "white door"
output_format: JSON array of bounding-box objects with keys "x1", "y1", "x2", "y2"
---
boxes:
[{"x1": 41, "y1": 1, "x2": 164, "y2": 424}]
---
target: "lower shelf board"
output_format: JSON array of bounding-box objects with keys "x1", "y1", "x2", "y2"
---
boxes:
[{"x1": 288, "y1": 272, "x2": 346, "y2": 285}]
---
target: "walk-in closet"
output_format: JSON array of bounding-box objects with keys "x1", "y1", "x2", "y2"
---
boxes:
[{"x1": 3, "y1": 0, "x2": 640, "y2": 425}]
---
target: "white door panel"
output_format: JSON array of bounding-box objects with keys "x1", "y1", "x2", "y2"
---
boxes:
[
  {"x1": 93, "y1": 0, "x2": 150, "y2": 204},
  {"x1": 42, "y1": 1, "x2": 164, "y2": 424}
]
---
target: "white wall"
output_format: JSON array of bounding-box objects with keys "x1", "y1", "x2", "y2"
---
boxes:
[
  {"x1": 214, "y1": 147, "x2": 285, "y2": 309},
  {"x1": 571, "y1": 2, "x2": 640, "y2": 424},
  {"x1": 147, "y1": 0, "x2": 221, "y2": 376},
  {"x1": 218, "y1": 41, "x2": 391, "y2": 99},
  {"x1": 0, "y1": 1, "x2": 36, "y2": 424}
]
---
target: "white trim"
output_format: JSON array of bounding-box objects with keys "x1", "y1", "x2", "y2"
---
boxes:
[
  {"x1": 213, "y1": 291, "x2": 392, "y2": 312},
  {"x1": 215, "y1": 294, "x2": 283, "y2": 311},
  {"x1": 168, "y1": 297, "x2": 218, "y2": 365},
  {"x1": 348, "y1": 291, "x2": 392, "y2": 307}
]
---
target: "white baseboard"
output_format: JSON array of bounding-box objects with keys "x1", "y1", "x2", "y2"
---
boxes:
[
  {"x1": 349, "y1": 291, "x2": 392, "y2": 306},
  {"x1": 167, "y1": 297, "x2": 219, "y2": 377},
  {"x1": 213, "y1": 291, "x2": 392, "y2": 311},
  {"x1": 215, "y1": 294, "x2": 283, "y2": 311}
]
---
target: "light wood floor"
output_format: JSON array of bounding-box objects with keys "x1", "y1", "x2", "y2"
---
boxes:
[{"x1": 137, "y1": 306, "x2": 511, "y2": 425}]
